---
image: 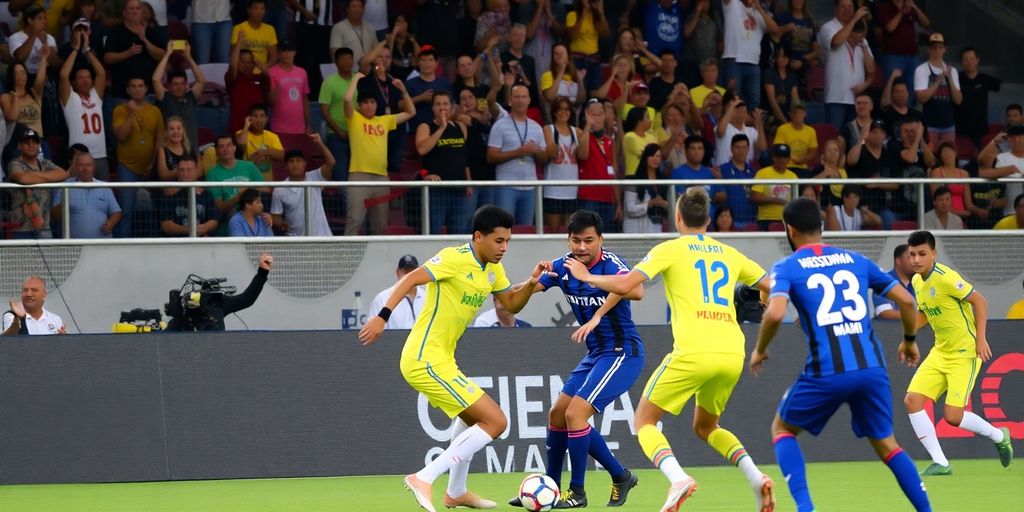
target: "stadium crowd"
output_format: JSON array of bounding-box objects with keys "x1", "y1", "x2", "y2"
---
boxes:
[{"x1": 0, "y1": 0, "x2": 1022, "y2": 238}]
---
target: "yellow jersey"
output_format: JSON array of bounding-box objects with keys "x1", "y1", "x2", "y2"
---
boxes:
[
  {"x1": 751, "y1": 167, "x2": 798, "y2": 221},
  {"x1": 634, "y1": 234, "x2": 766, "y2": 357},
  {"x1": 773, "y1": 123, "x2": 818, "y2": 169},
  {"x1": 1007, "y1": 299, "x2": 1024, "y2": 320},
  {"x1": 912, "y1": 262, "x2": 977, "y2": 358},
  {"x1": 401, "y1": 243, "x2": 512, "y2": 363},
  {"x1": 347, "y1": 111, "x2": 398, "y2": 176}
]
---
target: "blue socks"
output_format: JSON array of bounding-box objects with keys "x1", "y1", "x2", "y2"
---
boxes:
[
  {"x1": 567, "y1": 426, "x2": 591, "y2": 489},
  {"x1": 546, "y1": 426, "x2": 568, "y2": 488},
  {"x1": 773, "y1": 433, "x2": 813, "y2": 512},
  {"x1": 588, "y1": 426, "x2": 625, "y2": 478},
  {"x1": 884, "y1": 448, "x2": 931, "y2": 511}
]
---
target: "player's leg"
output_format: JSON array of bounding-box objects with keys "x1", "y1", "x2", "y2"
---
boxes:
[
  {"x1": 508, "y1": 392, "x2": 573, "y2": 508},
  {"x1": 693, "y1": 354, "x2": 774, "y2": 512},
  {"x1": 771, "y1": 415, "x2": 813, "y2": 512},
  {"x1": 905, "y1": 353, "x2": 953, "y2": 474},
  {"x1": 939, "y1": 357, "x2": 1013, "y2": 467},
  {"x1": 867, "y1": 437, "x2": 932, "y2": 511}
]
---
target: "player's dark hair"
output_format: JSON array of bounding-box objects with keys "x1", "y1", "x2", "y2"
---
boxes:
[
  {"x1": 1015, "y1": 192, "x2": 1024, "y2": 209},
  {"x1": 907, "y1": 230, "x2": 936, "y2": 249},
  {"x1": 239, "y1": 188, "x2": 261, "y2": 207},
  {"x1": 841, "y1": 184, "x2": 862, "y2": 199},
  {"x1": 893, "y1": 244, "x2": 909, "y2": 260},
  {"x1": 567, "y1": 210, "x2": 603, "y2": 237},
  {"x1": 782, "y1": 197, "x2": 823, "y2": 235},
  {"x1": 684, "y1": 135, "x2": 705, "y2": 150},
  {"x1": 932, "y1": 185, "x2": 952, "y2": 200},
  {"x1": 678, "y1": 187, "x2": 711, "y2": 228},
  {"x1": 472, "y1": 205, "x2": 514, "y2": 235}
]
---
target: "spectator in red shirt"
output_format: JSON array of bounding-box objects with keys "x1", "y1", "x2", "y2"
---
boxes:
[
  {"x1": 226, "y1": 45, "x2": 270, "y2": 134},
  {"x1": 577, "y1": 99, "x2": 622, "y2": 231},
  {"x1": 876, "y1": 0, "x2": 930, "y2": 105}
]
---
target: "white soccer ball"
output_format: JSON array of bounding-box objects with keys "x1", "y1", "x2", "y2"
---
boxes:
[{"x1": 518, "y1": 473, "x2": 560, "y2": 512}]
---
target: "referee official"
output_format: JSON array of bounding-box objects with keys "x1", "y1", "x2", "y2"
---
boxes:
[{"x1": 369, "y1": 255, "x2": 425, "y2": 330}]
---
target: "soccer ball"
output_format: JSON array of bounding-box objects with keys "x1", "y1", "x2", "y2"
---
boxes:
[{"x1": 518, "y1": 473, "x2": 559, "y2": 512}]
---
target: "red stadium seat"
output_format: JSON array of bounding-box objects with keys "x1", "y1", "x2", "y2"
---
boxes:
[
  {"x1": 988, "y1": 123, "x2": 1004, "y2": 136},
  {"x1": 740, "y1": 223, "x2": 760, "y2": 232},
  {"x1": 512, "y1": 224, "x2": 536, "y2": 234},
  {"x1": 805, "y1": 66, "x2": 825, "y2": 102},
  {"x1": 768, "y1": 222, "x2": 785, "y2": 232},
  {"x1": 811, "y1": 123, "x2": 839, "y2": 159},
  {"x1": 955, "y1": 135, "x2": 977, "y2": 159},
  {"x1": 891, "y1": 220, "x2": 919, "y2": 230},
  {"x1": 384, "y1": 225, "x2": 416, "y2": 235}
]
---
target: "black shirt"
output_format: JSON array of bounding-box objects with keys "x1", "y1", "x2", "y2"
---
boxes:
[
  {"x1": 648, "y1": 75, "x2": 675, "y2": 111},
  {"x1": 159, "y1": 188, "x2": 218, "y2": 235},
  {"x1": 366, "y1": 74, "x2": 402, "y2": 116},
  {"x1": 103, "y1": 24, "x2": 167, "y2": 98},
  {"x1": 466, "y1": 118, "x2": 494, "y2": 181},
  {"x1": 955, "y1": 72, "x2": 1001, "y2": 142},
  {"x1": 422, "y1": 121, "x2": 467, "y2": 181},
  {"x1": 847, "y1": 142, "x2": 900, "y2": 213},
  {"x1": 500, "y1": 50, "x2": 541, "y2": 108},
  {"x1": 881, "y1": 106, "x2": 924, "y2": 143},
  {"x1": 888, "y1": 139, "x2": 928, "y2": 217}
]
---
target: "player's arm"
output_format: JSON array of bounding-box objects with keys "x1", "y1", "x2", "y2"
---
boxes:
[
  {"x1": 359, "y1": 267, "x2": 434, "y2": 344},
  {"x1": 571, "y1": 291, "x2": 636, "y2": 343},
  {"x1": 496, "y1": 261, "x2": 555, "y2": 314},
  {"x1": 563, "y1": 259, "x2": 647, "y2": 296},
  {"x1": 964, "y1": 289, "x2": 991, "y2": 361},
  {"x1": 750, "y1": 295, "x2": 789, "y2": 376},
  {"x1": 886, "y1": 284, "x2": 922, "y2": 366}
]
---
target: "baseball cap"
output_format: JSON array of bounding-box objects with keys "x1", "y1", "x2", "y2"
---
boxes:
[
  {"x1": 1007, "y1": 124, "x2": 1024, "y2": 137},
  {"x1": 631, "y1": 82, "x2": 650, "y2": 94},
  {"x1": 20, "y1": 129, "x2": 41, "y2": 143},
  {"x1": 772, "y1": 143, "x2": 791, "y2": 158},
  {"x1": 928, "y1": 33, "x2": 945, "y2": 45},
  {"x1": 278, "y1": 40, "x2": 297, "y2": 51},
  {"x1": 870, "y1": 119, "x2": 886, "y2": 131},
  {"x1": 417, "y1": 44, "x2": 437, "y2": 58},
  {"x1": 72, "y1": 17, "x2": 90, "y2": 30},
  {"x1": 397, "y1": 254, "x2": 419, "y2": 270}
]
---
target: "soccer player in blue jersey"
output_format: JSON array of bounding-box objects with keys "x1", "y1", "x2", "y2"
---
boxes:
[
  {"x1": 508, "y1": 210, "x2": 645, "y2": 509},
  {"x1": 750, "y1": 198, "x2": 932, "y2": 512}
]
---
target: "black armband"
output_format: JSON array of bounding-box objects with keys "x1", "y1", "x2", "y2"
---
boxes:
[
  {"x1": 903, "y1": 334, "x2": 916, "y2": 343},
  {"x1": 378, "y1": 307, "x2": 392, "y2": 322}
]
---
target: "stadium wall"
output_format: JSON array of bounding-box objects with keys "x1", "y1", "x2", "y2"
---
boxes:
[
  {"x1": 1, "y1": 324, "x2": 1021, "y2": 485},
  {"x1": 0, "y1": 234, "x2": 1022, "y2": 334}
]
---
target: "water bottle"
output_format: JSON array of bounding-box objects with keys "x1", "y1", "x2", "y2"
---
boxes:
[{"x1": 342, "y1": 291, "x2": 364, "y2": 329}]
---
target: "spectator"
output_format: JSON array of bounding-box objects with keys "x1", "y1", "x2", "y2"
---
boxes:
[
  {"x1": 454, "y1": 82, "x2": 501, "y2": 227},
  {"x1": 541, "y1": 97, "x2": 584, "y2": 232},
  {"x1": 369, "y1": 254, "x2": 427, "y2": 330},
  {"x1": 453, "y1": 53, "x2": 488, "y2": 103},
  {"x1": 751, "y1": 143, "x2": 798, "y2": 229},
  {"x1": 847, "y1": 119, "x2": 901, "y2": 228},
  {"x1": 473, "y1": 295, "x2": 532, "y2": 328},
  {"x1": 819, "y1": 1, "x2": 873, "y2": 129},
  {"x1": 59, "y1": 27, "x2": 108, "y2": 180},
  {"x1": 873, "y1": 244, "x2": 916, "y2": 320},
  {"x1": 2, "y1": 276, "x2": 64, "y2": 336},
  {"x1": 230, "y1": 0, "x2": 277, "y2": 68},
  {"x1": 226, "y1": 46, "x2": 270, "y2": 134},
  {"x1": 671, "y1": 135, "x2": 724, "y2": 201},
  {"x1": 715, "y1": 93, "x2": 766, "y2": 166},
  {"x1": 158, "y1": 155, "x2": 219, "y2": 237},
  {"x1": 75, "y1": 0, "x2": 107, "y2": 50},
  {"x1": 811, "y1": 138, "x2": 848, "y2": 205},
  {"x1": 228, "y1": 188, "x2": 273, "y2": 237},
  {"x1": 406, "y1": 46, "x2": 452, "y2": 131},
  {"x1": 473, "y1": 0, "x2": 511, "y2": 53},
  {"x1": 343, "y1": 72, "x2": 414, "y2": 235},
  {"x1": 840, "y1": 93, "x2": 875, "y2": 149},
  {"x1": 519, "y1": 0, "x2": 561, "y2": 82},
  {"x1": 457, "y1": 0, "x2": 484, "y2": 58},
  {"x1": 363, "y1": 0, "x2": 389, "y2": 41},
  {"x1": 721, "y1": 0, "x2": 778, "y2": 110},
  {"x1": 690, "y1": 59, "x2": 726, "y2": 109},
  {"x1": 825, "y1": 185, "x2": 880, "y2": 231},
  {"x1": 385, "y1": 14, "x2": 419, "y2": 80},
  {"x1": 236, "y1": 104, "x2": 284, "y2": 180},
  {"x1": 657, "y1": 96, "x2": 703, "y2": 149},
  {"x1": 623, "y1": 143, "x2": 669, "y2": 233},
  {"x1": 681, "y1": 0, "x2": 718, "y2": 87},
  {"x1": 880, "y1": 73, "x2": 923, "y2": 143},
  {"x1": 662, "y1": 122, "x2": 688, "y2": 170},
  {"x1": 566, "y1": 0, "x2": 610, "y2": 94},
  {"x1": 289, "y1": 0, "x2": 334, "y2": 96},
  {"x1": 6, "y1": 129, "x2": 68, "y2": 239},
  {"x1": 966, "y1": 169, "x2": 1007, "y2": 230},
  {"x1": 1, "y1": 62, "x2": 46, "y2": 150},
  {"x1": 153, "y1": 42, "x2": 205, "y2": 151},
  {"x1": 979, "y1": 105, "x2": 1024, "y2": 165},
  {"x1": 615, "y1": 80, "x2": 656, "y2": 125},
  {"x1": 622, "y1": 106, "x2": 657, "y2": 177},
  {"x1": 774, "y1": 102, "x2": 818, "y2": 171},
  {"x1": 981, "y1": 124, "x2": 1024, "y2": 218},
  {"x1": 191, "y1": 0, "x2": 232, "y2": 64},
  {"x1": 644, "y1": 0, "x2": 683, "y2": 63},
  {"x1": 576, "y1": 98, "x2": 621, "y2": 231},
  {"x1": 541, "y1": 43, "x2": 586, "y2": 107},
  {"x1": 719, "y1": 133, "x2": 757, "y2": 229},
  {"x1": 330, "y1": 0, "x2": 377, "y2": 63},
  {"x1": 8, "y1": 4, "x2": 57, "y2": 75},
  {"x1": 268, "y1": 41, "x2": 310, "y2": 137},
  {"x1": 923, "y1": 186, "x2": 964, "y2": 230},
  {"x1": 713, "y1": 204, "x2": 736, "y2": 232},
  {"x1": 319, "y1": 47, "x2": 356, "y2": 186},
  {"x1": 271, "y1": 133, "x2": 335, "y2": 236},
  {"x1": 103, "y1": 0, "x2": 168, "y2": 100},
  {"x1": 914, "y1": 33, "x2": 962, "y2": 148},
  {"x1": 155, "y1": 117, "x2": 194, "y2": 181},
  {"x1": 112, "y1": 77, "x2": 163, "y2": 238},
  {"x1": 416, "y1": 90, "x2": 472, "y2": 235},
  {"x1": 929, "y1": 141, "x2": 982, "y2": 224},
  {"x1": 52, "y1": 151, "x2": 121, "y2": 239},
  {"x1": 763, "y1": 46, "x2": 800, "y2": 126},
  {"x1": 993, "y1": 193, "x2": 1023, "y2": 230},
  {"x1": 615, "y1": 27, "x2": 663, "y2": 79},
  {"x1": 648, "y1": 50, "x2": 678, "y2": 110},
  {"x1": 415, "y1": 0, "x2": 460, "y2": 58},
  {"x1": 876, "y1": 0, "x2": 930, "y2": 87},
  {"x1": 890, "y1": 118, "x2": 935, "y2": 224},
  {"x1": 955, "y1": 47, "x2": 1001, "y2": 148},
  {"x1": 364, "y1": 43, "x2": 413, "y2": 175},
  {"x1": 775, "y1": 0, "x2": 820, "y2": 78},
  {"x1": 58, "y1": 16, "x2": 100, "y2": 74},
  {"x1": 1007, "y1": 279, "x2": 1024, "y2": 320},
  {"x1": 206, "y1": 135, "x2": 265, "y2": 216},
  {"x1": 8, "y1": 0, "x2": 73, "y2": 39},
  {"x1": 486, "y1": 83, "x2": 547, "y2": 226}
]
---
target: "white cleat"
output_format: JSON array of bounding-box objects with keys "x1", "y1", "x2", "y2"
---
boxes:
[
  {"x1": 443, "y1": 491, "x2": 497, "y2": 509},
  {"x1": 660, "y1": 476, "x2": 698, "y2": 512},
  {"x1": 757, "y1": 474, "x2": 776, "y2": 512},
  {"x1": 404, "y1": 473, "x2": 436, "y2": 512}
]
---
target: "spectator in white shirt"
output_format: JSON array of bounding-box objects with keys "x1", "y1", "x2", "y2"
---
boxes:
[
  {"x1": 370, "y1": 255, "x2": 426, "y2": 330},
  {"x1": 818, "y1": 0, "x2": 875, "y2": 130},
  {"x1": 270, "y1": 133, "x2": 335, "y2": 236},
  {"x1": 3, "y1": 276, "x2": 65, "y2": 336},
  {"x1": 914, "y1": 32, "x2": 962, "y2": 149},
  {"x1": 721, "y1": 0, "x2": 779, "y2": 110}
]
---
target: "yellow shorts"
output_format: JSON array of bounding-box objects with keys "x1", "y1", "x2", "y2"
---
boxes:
[
  {"x1": 642, "y1": 352, "x2": 744, "y2": 416},
  {"x1": 401, "y1": 357, "x2": 485, "y2": 418},
  {"x1": 907, "y1": 351, "x2": 981, "y2": 407}
]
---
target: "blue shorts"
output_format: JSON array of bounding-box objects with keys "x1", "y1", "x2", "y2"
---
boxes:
[
  {"x1": 778, "y1": 367, "x2": 894, "y2": 439},
  {"x1": 562, "y1": 354, "x2": 644, "y2": 413}
]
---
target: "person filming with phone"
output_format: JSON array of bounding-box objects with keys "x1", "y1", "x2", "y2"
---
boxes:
[{"x1": 153, "y1": 39, "x2": 206, "y2": 150}]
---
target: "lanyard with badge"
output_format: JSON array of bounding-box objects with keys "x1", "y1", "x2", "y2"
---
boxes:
[
  {"x1": 513, "y1": 117, "x2": 529, "y2": 164},
  {"x1": 592, "y1": 134, "x2": 614, "y2": 177}
]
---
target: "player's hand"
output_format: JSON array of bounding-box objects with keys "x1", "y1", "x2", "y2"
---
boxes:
[
  {"x1": 530, "y1": 261, "x2": 556, "y2": 281},
  {"x1": 562, "y1": 258, "x2": 592, "y2": 282},
  {"x1": 749, "y1": 350, "x2": 768, "y2": 377},
  {"x1": 359, "y1": 316, "x2": 385, "y2": 345},
  {"x1": 571, "y1": 318, "x2": 599, "y2": 343},
  {"x1": 898, "y1": 341, "x2": 920, "y2": 367},
  {"x1": 9, "y1": 300, "x2": 25, "y2": 319},
  {"x1": 976, "y1": 336, "x2": 992, "y2": 362},
  {"x1": 259, "y1": 252, "x2": 273, "y2": 270},
  {"x1": 57, "y1": 325, "x2": 67, "y2": 334}
]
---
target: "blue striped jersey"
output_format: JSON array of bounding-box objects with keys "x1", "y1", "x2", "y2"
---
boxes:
[
  {"x1": 539, "y1": 250, "x2": 644, "y2": 357},
  {"x1": 769, "y1": 244, "x2": 898, "y2": 377}
]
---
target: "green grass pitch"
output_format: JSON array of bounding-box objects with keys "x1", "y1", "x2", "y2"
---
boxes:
[{"x1": 1, "y1": 459, "x2": 1019, "y2": 511}]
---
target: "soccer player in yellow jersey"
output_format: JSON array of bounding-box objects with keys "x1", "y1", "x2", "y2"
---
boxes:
[
  {"x1": 359, "y1": 205, "x2": 550, "y2": 512},
  {"x1": 565, "y1": 188, "x2": 776, "y2": 512},
  {"x1": 904, "y1": 230, "x2": 1014, "y2": 476}
]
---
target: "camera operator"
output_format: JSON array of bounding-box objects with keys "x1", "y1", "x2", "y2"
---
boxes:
[{"x1": 165, "y1": 253, "x2": 274, "y2": 331}]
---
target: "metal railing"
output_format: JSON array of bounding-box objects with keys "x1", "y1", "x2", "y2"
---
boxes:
[{"x1": 0, "y1": 177, "x2": 1021, "y2": 239}]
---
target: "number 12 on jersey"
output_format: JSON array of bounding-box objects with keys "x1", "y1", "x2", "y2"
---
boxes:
[{"x1": 695, "y1": 259, "x2": 729, "y2": 306}]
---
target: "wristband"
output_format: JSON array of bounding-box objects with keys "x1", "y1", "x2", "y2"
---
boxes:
[
  {"x1": 377, "y1": 307, "x2": 392, "y2": 322},
  {"x1": 903, "y1": 334, "x2": 916, "y2": 343}
]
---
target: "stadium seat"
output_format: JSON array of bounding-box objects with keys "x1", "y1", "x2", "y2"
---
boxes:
[
  {"x1": 988, "y1": 123, "x2": 1004, "y2": 136},
  {"x1": 740, "y1": 223, "x2": 760, "y2": 232},
  {"x1": 892, "y1": 220, "x2": 919, "y2": 230},
  {"x1": 168, "y1": 20, "x2": 189, "y2": 41},
  {"x1": 320, "y1": 63, "x2": 337, "y2": 83},
  {"x1": 812, "y1": 123, "x2": 839, "y2": 154},
  {"x1": 805, "y1": 66, "x2": 825, "y2": 103},
  {"x1": 197, "y1": 127, "x2": 214, "y2": 148},
  {"x1": 384, "y1": 225, "x2": 416, "y2": 235},
  {"x1": 955, "y1": 135, "x2": 977, "y2": 159},
  {"x1": 768, "y1": 222, "x2": 785, "y2": 232},
  {"x1": 512, "y1": 224, "x2": 537, "y2": 234}
]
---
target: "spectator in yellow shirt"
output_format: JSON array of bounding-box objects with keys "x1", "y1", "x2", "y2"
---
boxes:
[
  {"x1": 690, "y1": 59, "x2": 727, "y2": 108},
  {"x1": 230, "y1": 0, "x2": 277, "y2": 67},
  {"x1": 751, "y1": 144, "x2": 799, "y2": 229},
  {"x1": 566, "y1": 0, "x2": 610, "y2": 93},
  {"x1": 1007, "y1": 280, "x2": 1024, "y2": 319},
  {"x1": 993, "y1": 192, "x2": 1023, "y2": 229},
  {"x1": 236, "y1": 104, "x2": 284, "y2": 180},
  {"x1": 773, "y1": 102, "x2": 818, "y2": 170},
  {"x1": 622, "y1": 107, "x2": 658, "y2": 176}
]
